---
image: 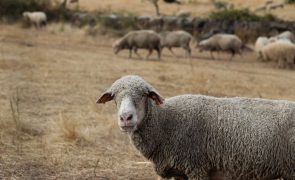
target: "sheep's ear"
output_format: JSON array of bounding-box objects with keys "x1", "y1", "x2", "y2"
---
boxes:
[
  {"x1": 147, "y1": 91, "x2": 164, "y2": 105},
  {"x1": 96, "y1": 92, "x2": 114, "y2": 104}
]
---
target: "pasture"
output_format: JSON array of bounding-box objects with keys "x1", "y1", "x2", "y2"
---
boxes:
[{"x1": 0, "y1": 0, "x2": 295, "y2": 179}]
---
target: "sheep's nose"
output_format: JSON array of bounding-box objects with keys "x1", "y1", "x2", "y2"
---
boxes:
[{"x1": 120, "y1": 113, "x2": 133, "y2": 122}]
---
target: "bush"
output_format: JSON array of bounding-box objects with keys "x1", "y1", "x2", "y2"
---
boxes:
[
  {"x1": 97, "y1": 11, "x2": 137, "y2": 31},
  {"x1": 209, "y1": 9, "x2": 277, "y2": 21},
  {"x1": 212, "y1": 1, "x2": 228, "y2": 10},
  {"x1": 0, "y1": 0, "x2": 52, "y2": 20},
  {"x1": 0, "y1": 0, "x2": 77, "y2": 23},
  {"x1": 285, "y1": 0, "x2": 295, "y2": 4}
]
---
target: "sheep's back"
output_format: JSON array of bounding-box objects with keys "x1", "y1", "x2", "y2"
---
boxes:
[
  {"x1": 127, "y1": 31, "x2": 160, "y2": 48},
  {"x1": 160, "y1": 95, "x2": 295, "y2": 177}
]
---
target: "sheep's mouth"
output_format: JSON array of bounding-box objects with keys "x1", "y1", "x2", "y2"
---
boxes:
[{"x1": 120, "y1": 125, "x2": 135, "y2": 132}]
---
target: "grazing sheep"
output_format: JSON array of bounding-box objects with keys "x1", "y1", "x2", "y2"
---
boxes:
[
  {"x1": 197, "y1": 34, "x2": 243, "y2": 60},
  {"x1": 260, "y1": 41, "x2": 295, "y2": 68},
  {"x1": 276, "y1": 31, "x2": 295, "y2": 43},
  {"x1": 149, "y1": 16, "x2": 164, "y2": 31},
  {"x1": 22, "y1": 11, "x2": 47, "y2": 28},
  {"x1": 97, "y1": 75, "x2": 295, "y2": 180},
  {"x1": 176, "y1": 10, "x2": 191, "y2": 18},
  {"x1": 254, "y1": 5, "x2": 267, "y2": 12},
  {"x1": 267, "y1": 3, "x2": 284, "y2": 12},
  {"x1": 255, "y1": 36, "x2": 270, "y2": 60},
  {"x1": 265, "y1": 0, "x2": 273, "y2": 5},
  {"x1": 162, "y1": 16, "x2": 178, "y2": 31},
  {"x1": 159, "y1": 30, "x2": 193, "y2": 57},
  {"x1": 137, "y1": 16, "x2": 152, "y2": 29},
  {"x1": 255, "y1": 36, "x2": 269, "y2": 52},
  {"x1": 71, "y1": 12, "x2": 95, "y2": 26},
  {"x1": 112, "y1": 30, "x2": 161, "y2": 60}
]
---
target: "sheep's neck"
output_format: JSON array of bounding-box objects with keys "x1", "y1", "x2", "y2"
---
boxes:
[{"x1": 130, "y1": 100, "x2": 163, "y2": 161}]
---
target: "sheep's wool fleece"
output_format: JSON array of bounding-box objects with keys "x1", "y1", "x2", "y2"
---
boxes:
[{"x1": 108, "y1": 75, "x2": 295, "y2": 179}]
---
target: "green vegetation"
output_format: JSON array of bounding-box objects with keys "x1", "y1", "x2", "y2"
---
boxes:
[
  {"x1": 285, "y1": 0, "x2": 295, "y2": 4},
  {"x1": 0, "y1": 0, "x2": 76, "y2": 22}
]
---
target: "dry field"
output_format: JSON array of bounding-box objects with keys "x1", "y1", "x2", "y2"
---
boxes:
[
  {"x1": 75, "y1": 0, "x2": 295, "y2": 20},
  {"x1": 0, "y1": 21, "x2": 295, "y2": 179}
]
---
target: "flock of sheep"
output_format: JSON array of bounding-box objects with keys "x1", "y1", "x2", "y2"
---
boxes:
[
  {"x1": 21, "y1": 10, "x2": 295, "y2": 69},
  {"x1": 113, "y1": 29, "x2": 295, "y2": 68},
  {"x1": 112, "y1": 30, "x2": 245, "y2": 60},
  {"x1": 255, "y1": 31, "x2": 295, "y2": 68}
]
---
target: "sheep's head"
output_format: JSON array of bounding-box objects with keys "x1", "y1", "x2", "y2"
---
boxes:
[
  {"x1": 22, "y1": 12, "x2": 30, "y2": 19},
  {"x1": 97, "y1": 75, "x2": 164, "y2": 132},
  {"x1": 112, "y1": 39, "x2": 122, "y2": 54},
  {"x1": 197, "y1": 40, "x2": 207, "y2": 52}
]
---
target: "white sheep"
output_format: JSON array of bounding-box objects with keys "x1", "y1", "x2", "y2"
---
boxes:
[
  {"x1": 97, "y1": 75, "x2": 295, "y2": 180},
  {"x1": 112, "y1": 30, "x2": 161, "y2": 60},
  {"x1": 159, "y1": 30, "x2": 193, "y2": 58},
  {"x1": 176, "y1": 10, "x2": 191, "y2": 18},
  {"x1": 197, "y1": 34, "x2": 243, "y2": 60},
  {"x1": 255, "y1": 36, "x2": 270, "y2": 60},
  {"x1": 254, "y1": 5, "x2": 267, "y2": 12},
  {"x1": 260, "y1": 41, "x2": 295, "y2": 68},
  {"x1": 276, "y1": 31, "x2": 295, "y2": 43},
  {"x1": 22, "y1": 11, "x2": 47, "y2": 28},
  {"x1": 255, "y1": 36, "x2": 269, "y2": 52}
]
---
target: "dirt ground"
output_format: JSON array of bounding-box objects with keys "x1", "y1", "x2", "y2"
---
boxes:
[{"x1": 0, "y1": 20, "x2": 295, "y2": 179}]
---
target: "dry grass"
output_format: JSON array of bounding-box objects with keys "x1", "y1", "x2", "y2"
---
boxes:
[
  {"x1": 74, "y1": 0, "x2": 295, "y2": 20},
  {"x1": 0, "y1": 21, "x2": 294, "y2": 179}
]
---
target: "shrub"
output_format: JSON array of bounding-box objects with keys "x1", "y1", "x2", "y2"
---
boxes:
[
  {"x1": 212, "y1": 1, "x2": 228, "y2": 10},
  {"x1": 0, "y1": 0, "x2": 52, "y2": 20},
  {"x1": 0, "y1": 0, "x2": 77, "y2": 23},
  {"x1": 285, "y1": 0, "x2": 295, "y2": 4},
  {"x1": 209, "y1": 9, "x2": 277, "y2": 21},
  {"x1": 97, "y1": 11, "x2": 137, "y2": 31}
]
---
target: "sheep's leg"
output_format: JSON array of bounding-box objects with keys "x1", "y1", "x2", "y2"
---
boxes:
[
  {"x1": 146, "y1": 49, "x2": 153, "y2": 60},
  {"x1": 210, "y1": 51, "x2": 215, "y2": 60},
  {"x1": 41, "y1": 20, "x2": 47, "y2": 28},
  {"x1": 129, "y1": 48, "x2": 132, "y2": 58},
  {"x1": 134, "y1": 48, "x2": 143, "y2": 59},
  {"x1": 185, "y1": 46, "x2": 191, "y2": 58},
  {"x1": 34, "y1": 22, "x2": 39, "y2": 29},
  {"x1": 156, "y1": 46, "x2": 161, "y2": 60},
  {"x1": 229, "y1": 51, "x2": 235, "y2": 61},
  {"x1": 168, "y1": 47, "x2": 176, "y2": 57}
]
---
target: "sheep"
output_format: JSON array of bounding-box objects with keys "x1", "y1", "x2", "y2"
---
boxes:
[
  {"x1": 267, "y1": 3, "x2": 285, "y2": 12},
  {"x1": 197, "y1": 34, "x2": 243, "y2": 60},
  {"x1": 264, "y1": 0, "x2": 273, "y2": 5},
  {"x1": 149, "y1": 16, "x2": 164, "y2": 31},
  {"x1": 260, "y1": 41, "x2": 295, "y2": 68},
  {"x1": 137, "y1": 16, "x2": 152, "y2": 29},
  {"x1": 22, "y1": 11, "x2": 47, "y2": 28},
  {"x1": 255, "y1": 36, "x2": 270, "y2": 60},
  {"x1": 176, "y1": 10, "x2": 191, "y2": 18},
  {"x1": 97, "y1": 75, "x2": 295, "y2": 180},
  {"x1": 254, "y1": 5, "x2": 267, "y2": 12},
  {"x1": 112, "y1": 30, "x2": 161, "y2": 60},
  {"x1": 162, "y1": 16, "x2": 178, "y2": 31},
  {"x1": 255, "y1": 36, "x2": 269, "y2": 52},
  {"x1": 276, "y1": 31, "x2": 295, "y2": 43},
  {"x1": 159, "y1": 30, "x2": 193, "y2": 57}
]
